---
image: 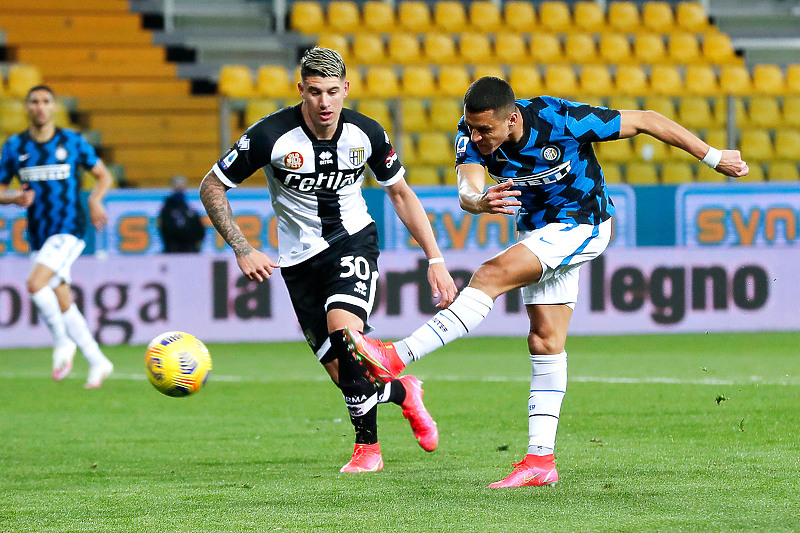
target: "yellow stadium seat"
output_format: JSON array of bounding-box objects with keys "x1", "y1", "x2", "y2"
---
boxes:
[
  {"x1": 768, "y1": 161, "x2": 800, "y2": 181},
  {"x1": 401, "y1": 134, "x2": 421, "y2": 166},
  {"x1": 424, "y1": 33, "x2": 458, "y2": 64},
  {"x1": 406, "y1": 165, "x2": 442, "y2": 185},
  {"x1": 469, "y1": 1, "x2": 503, "y2": 32},
  {"x1": 363, "y1": 1, "x2": 396, "y2": 33},
  {"x1": 388, "y1": 33, "x2": 422, "y2": 65},
  {"x1": 545, "y1": 65, "x2": 578, "y2": 96},
  {"x1": 574, "y1": 1, "x2": 606, "y2": 32},
  {"x1": 7, "y1": 64, "x2": 43, "y2": 99},
  {"x1": 218, "y1": 65, "x2": 255, "y2": 98},
  {"x1": 634, "y1": 34, "x2": 667, "y2": 65},
  {"x1": 509, "y1": 65, "x2": 543, "y2": 95},
  {"x1": 358, "y1": 99, "x2": 394, "y2": 132},
  {"x1": 437, "y1": 65, "x2": 471, "y2": 97},
  {"x1": 399, "y1": 1, "x2": 433, "y2": 32},
  {"x1": 400, "y1": 98, "x2": 428, "y2": 132},
  {"x1": 317, "y1": 34, "x2": 350, "y2": 61},
  {"x1": 696, "y1": 162, "x2": 727, "y2": 182},
  {"x1": 429, "y1": 98, "x2": 463, "y2": 131},
  {"x1": 719, "y1": 65, "x2": 752, "y2": 96},
  {"x1": 702, "y1": 33, "x2": 738, "y2": 65},
  {"x1": 495, "y1": 33, "x2": 529, "y2": 64},
  {"x1": 642, "y1": 2, "x2": 675, "y2": 33},
  {"x1": 53, "y1": 101, "x2": 72, "y2": 128},
  {"x1": 677, "y1": 96, "x2": 716, "y2": 129},
  {"x1": 739, "y1": 130, "x2": 774, "y2": 161},
  {"x1": 712, "y1": 96, "x2": 746, "y2": 130},
  {"x1": 650, "y1": 65, "x2": 684, "y2": 96},
  {"x1": 434, "y1": 1, "x2": 468, "y2": 33},
  {"x1": 783, "y1": 96, "x2": 800, "y2": 127},
  {"x1": 608, "y1": 1, "x2": 640, "y2": 33},
  {"x1": 786, "y1": 64, "x2": 800, "y2": 93},
  {"x1": 473, "y1": 65, "x2": 504, "y2": 81},
  {"x1": 402, "y1": 66, "x2": 437, "y2": 97},
  {"x1": 539, "y1": 1, "x2": 572, "y2": 33},
  {"x1": 602, "y1": 163, "x2": 623, "y2": 183},
  {"x1": 245, "y1": 99, "x2": 279, "y2": 125},
  {"x1": 565, "y1": 33, "x2": 597, "y2": 64},
  {"x1": 417, "y1": 132, "x2": 453, "y2": 165},
  {"x1": 0, "y1": 99, "x2": 28, "y2": 134},
  {"x1": 608, "y1": 95, "x2": 640, "y2": 111},
  {"x1": 256, "y1": 65, "x2": 295, "y2": 98},
  {"x1": 645, "y1": 95, "x2": 677, "y2": 120},
  {"x1": 290, "y1": 1, "x2": 325, "y2": 33},
  {"x1": 661, "y1": 161, "x2": 694, "y2": 184},
  {"x1": 352, "y1": 34, "x2": 386, "y2": 65},
  {"x1": 614, "y1": 65, "x2": 649, "y2": 96},
  {"x1": 669, "y1": 33, "x2": 702, "y2": 65},
  {"x1": 530, "y1": 33, "x2": 563, "y2": 65},
  {"x1": 775, "y1": 129, "x2": 800, "y2": 160},
  {"x1": 677, "y1": 2, "x2": 710, "y2": 33},
  {"x1": 460, "y1": 33, "x2": 493, "y2": 64},
  {"x1": 737, "y1": 163, "x2": 766, "y2": 182},
  {"x1": 704, "y1": 128, "x2": 727, "y2": 149},
  {"x1": 634, "y1": 135, "x2": 669, "y2": 162},
  {"x1": 328, "y1": 1, "x2": 361, "y2": 34},
  {"x1": 685, "y1": 65, "x2": 719, "y2": 96},
  {"x1": 345, "y1": 68, "x2": 364, "y2": 98},
  {"x1": 625, "y1": 162, "x2": 658, "y2": 184},
  {"x1": 599, "y1": 34, "x2": 633, "y2": 65},
  {"x1": 595, "y1": 138, "x2": 634, "y2": 162},
  {"x1": 753, "y1": 65, "x2": 786, "y2": 95},
  {"x1": 504, "y1": 1, "x2": 537, "y2": 32},
  {"x1": 580, "y1": 65, "x2": 613, "y2": 96},
  {"x1": 365, "y1": 67, "x2": 400, "y2": 98},
  {"x1": 747, "y1": 96, "x2": 782, "y2": 128}
]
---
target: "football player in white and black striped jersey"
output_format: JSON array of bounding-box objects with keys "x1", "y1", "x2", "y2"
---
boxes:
[{"x1": 200, "y1": 47, "x2": 457, "y2": 473}]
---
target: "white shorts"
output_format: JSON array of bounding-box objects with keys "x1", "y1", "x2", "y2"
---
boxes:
[
  {"x1": 30, "y1": 234, "x2": 86, "y2": 288},
  {"x1": 517, "y1": 219, "x2": 612, "y2": 307}
]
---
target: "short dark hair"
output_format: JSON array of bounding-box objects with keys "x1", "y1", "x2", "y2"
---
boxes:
[
  {"x1": 25, "y1": 84, "x2": 56, "y2": 101},
  {"x1": 464, "y1": 77, "x2": 516, "y2": 116}
]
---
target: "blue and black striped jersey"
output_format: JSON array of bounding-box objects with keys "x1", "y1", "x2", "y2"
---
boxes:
[
  {"x1": 455, "y1": 96, "x2": 621, "y2": 232},
  {"x1": 0, "y1": 128, "x2": 99, "y2": 250}
]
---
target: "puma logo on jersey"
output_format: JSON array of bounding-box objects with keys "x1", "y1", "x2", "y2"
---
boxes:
[{"x1": 18, "y1": 153, "x2": 30, "y2": 162}]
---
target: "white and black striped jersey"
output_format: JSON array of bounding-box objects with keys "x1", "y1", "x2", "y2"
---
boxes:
[{"x1": 212, "y1": 104, "x2": 404, "y2": 267}]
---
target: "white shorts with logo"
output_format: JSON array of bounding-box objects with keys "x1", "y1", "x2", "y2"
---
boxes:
[
  {"x1": 517, "y1": 219, "x2": 612, "y2": 307},
  {"x1": 30, "y1": 234, "x2": 86, "y2": 288}
]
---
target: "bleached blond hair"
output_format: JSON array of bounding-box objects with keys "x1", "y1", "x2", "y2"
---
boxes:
[{"x1": 300, "y1": 47, "x2": 346, "y2": 81}]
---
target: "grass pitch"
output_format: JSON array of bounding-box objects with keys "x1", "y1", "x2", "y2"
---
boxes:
[{"x1": 1, "y1": 333, "x2": 799, "y2": 532}]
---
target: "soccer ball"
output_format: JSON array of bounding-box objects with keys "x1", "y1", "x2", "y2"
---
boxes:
[{"x1": 144, "y1": 331, "x2": 212, "y2": 397}]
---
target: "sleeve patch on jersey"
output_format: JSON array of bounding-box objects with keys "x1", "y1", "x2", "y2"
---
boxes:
[
  {"x1": 456, "y1": 135, "x2": 469, "y2": 155},
  {"x1": 284, "y1": 151, "x2": 304, "y2": 170},
  {"x1": 237, "y1": 135, "x2": 250, "y2": 150},
  {"x1": 384, "y1": 148, "x2": 398, "y2": 168},
  {"x1": 220, "y1": 149, "x2": 238, "y2": 170}
]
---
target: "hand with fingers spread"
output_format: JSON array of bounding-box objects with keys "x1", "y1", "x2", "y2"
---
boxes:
[
  {"x1": 479, "y1": 179, "x2": 522, "y2": 215},
  {"x1": 236, "y1": 248, "x2": 280, "y2": 282}
]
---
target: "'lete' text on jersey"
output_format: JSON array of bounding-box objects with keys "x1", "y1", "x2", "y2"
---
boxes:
[
  {"x1": 213, "y1": 104, "x2": 404, "y2": 267},
  {"x1": 455, "y1": 96, "x2": 621, "y2": 232},
  {"x1": 0, "y1": 128, "x2": 99, "y2": 251}
]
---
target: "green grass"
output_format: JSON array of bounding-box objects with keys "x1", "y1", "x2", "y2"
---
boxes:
[{"x1": 1, "y1": 333, "x2": 799, "y2": 532}]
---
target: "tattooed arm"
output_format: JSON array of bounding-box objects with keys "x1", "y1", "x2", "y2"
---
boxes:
[{"x1": 199, "y1": 171, "x2": 279, "y2": 282}]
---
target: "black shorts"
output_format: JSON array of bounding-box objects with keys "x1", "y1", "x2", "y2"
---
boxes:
[{"x1": 280, "y1": 224, "x2": 380, "y2": 363}]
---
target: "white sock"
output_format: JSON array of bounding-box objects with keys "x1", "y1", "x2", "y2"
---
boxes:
[
  {"x1": 62, "y1": 304, "x2": 108, "y2": 366},
  {"x1": 397, "y1": 286, "x2": 494, "y2": 364},
  {"x1": 527, "y1": 351, "x2": 567, "y2": 456},
  {"x1": 31, "y1": 286, "x2": 70, "y2": 346}
]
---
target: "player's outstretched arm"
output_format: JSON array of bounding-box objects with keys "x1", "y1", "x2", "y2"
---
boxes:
[
  {"x1": 88, "y1": 160, "x2": 114, "y2": 229},
  {"x1": 457, "y1": 163, "x2": 521, "y2": 215},
  {"x1": 617, "y1": 110, "x2": 749, "y2": 178},
  {"x1": 200, "y1": 171, "x2": 278, "y2": 282}
]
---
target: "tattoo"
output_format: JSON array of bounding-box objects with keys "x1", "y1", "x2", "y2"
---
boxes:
[{"x1": 199, "y1": 174, "x2": 253, "y2": 257}]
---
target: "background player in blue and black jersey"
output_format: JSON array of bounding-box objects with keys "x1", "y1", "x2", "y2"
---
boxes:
[
  {"x1": 0, "y1": 85, "x2": 115, "y2": 388},
  {"x1": 346, "y1": 76, "x2": 750, "y2": 487}
]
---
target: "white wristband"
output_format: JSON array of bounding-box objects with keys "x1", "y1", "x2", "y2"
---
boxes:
[
  {"x1": 701, "y1": 147, "x2": 722, "y2": 169},
  {"x1": 428, "y1": 257, "x2": 444, "y2": 265}
]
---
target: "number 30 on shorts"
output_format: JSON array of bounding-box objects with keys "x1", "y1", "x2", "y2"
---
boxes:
[{"x1": 339, "y1": 255, "x2": 372, "y2": 280}]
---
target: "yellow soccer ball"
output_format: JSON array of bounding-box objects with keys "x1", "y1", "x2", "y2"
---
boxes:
[{"x1": 144, "y1": 331, "x2": 212, "y2": 397}]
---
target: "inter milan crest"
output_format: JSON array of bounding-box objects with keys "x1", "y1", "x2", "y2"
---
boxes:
[
  {"x1": 541, "y1": 145, "x2": 561, "y2": 162},
  {"x1": 55, "y1": 145, "x2": 68, "y2": 161},
  {"x1": 349, "y1": 147, "x2": 365, "y2": 166}
]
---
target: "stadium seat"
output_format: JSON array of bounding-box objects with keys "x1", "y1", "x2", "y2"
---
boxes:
[
  {"x1": 363, "y1": 1, "x2": 396, "y2": 33},
  {"x1": 645, "y1": 95, "x2": 678, "y2": 120},
  {"x1": 52, "y1": 101, "x2": 72, "y2": 128},
  {"x1": 634, "y1": 135, "x2": 669, "y2": 162},
  {"x1": 608, "y1": 1, "x2": 640, "y2": 33},
  {"x1": 704, "y1": 128, "x2": 727, "y2": 149},
  {"x1": 469, "y1": 1, "x2": 503, "y2": 32},
  {"x1": 614, "y1": 65, "x2": 649, "y2": 95},
  {"x1": 608, "y1": 95, "x2": 640, "y2": 111},
  {"x1": 388, "y1": 33, "x2": 423, "y2": 65},
  {"x1": 712, "y1": 97, "x2": 746, "y2": 130},
  {"x1": 424, "y1": 33, "x2": 458, "y2": 64},
  {"x1": 402, "y1": 66, "x2": 437, "y2": 97},
  {"x1": 574, "y1": 1, "x2": 606, "y2": 33},
  {"x1": 0, "y1": 99, "x2": 27, "y2": 134},
  {"x1": 509, "y1": 65, "x2": 543, "y2": 95},
  {"x1": 677, "y1": 96, "x2": 717, "y2": 129},
  {"x1": 406, "y1": 165, "x2": 442, "y2": 185},
  {"x1": 599, "y1": 34, "x2": 633, "y2": 65},
  {"x1": 504, "y1": 1, "x2": 537, "y2": 32},
  {"x1": 7, "y1": 64, "x2": 43, "y2": 98},
  {"x1": 539, "y1": 1, "x2": 572, "y2": 33},
  {"x1": 783, "y1": 95, "x2": 800, "y2": 127},
  {"x1": 434, "y1": 1, "x2": 468, "y2": 33},
  {"x1": 417, "y1": 132, "x2": 453, "y2": 165},
  {"x1": 634, "y1": 34, "x2": 667, "y2": 65},
  {"x1": 625, "y1": 162, "x2": 658, "y2": 184},
  {"x1": 400, "y1": 134, "x2": 421, "y2": 166},
  {"x1": 345, "y1": 68, "x2": 364, "y2": 98},
  {"x1": 365, "y1": 67, "x2": 400, "y2": 98},
  {"x1": 702, "y1": 33, "x2": 739, "y2": 65},
  {"x1": 400, "y1": 98, "x2": 428, "y2": 132},
  {"x1": 473, "y1": 65, "x2": 504, "y2": 82},
  {"x1": 775, "y1": 129, "x2": 800, "y2": 160},
  {"x1": 580, "y1": 65, "x2": 613, "y2": 96},
  {"x1": 459, "y1": 33, "x2": 493, "y2": 64},
  {"x1": 437, "y1": 65, "x2": 471, "y2": 97},
  {"x1": 669, "y1": 33, "x2": 702, "y2": 65},
  {"x1": 317, "y1": 34, "x2": 350, "y2": 61},
  {"x1": 494, "y1": 33, "x2": 529, "y2": 64},
  {"x1": 752, "y1": 65, "x2": 786, "y2": 95},
  {"x1": 256, "y1": 65, "x2": 295, "y2": 98},
  {"x1": 719, "y1": 65, "x2": 753, "y2": 96},
  {"x1": 685, "y1": 65, "x2": 719, "y2": 96},
  {"x1": 602, "y1": 163, "x2": 623, "y2": 183},
  {"x1": 352, "y1": 34, "x2": 386, "y2": 65},
  {"x1": 595, "y1": 138, "x2": 634, "y2": 162},
  {"x1": 747, "y1": 96, "x2": 783, "y2": 128},
  {"x1": 696, "y1": 161, "x2": 727, "y2": 182},
  {"x1": 676, "y1": 2, "x2": 710, "y2": 33},
  {"x1": 399, "y1": 1, "x2": 433, "y2": 33},
  {"x1": 530, "y1": 33, "x2": 564, "y2": 65},
  {"x1": 565, "y1": 33, "x2": 598, "y2": 64},
  {"x1": 649, "y1": 66, "x2": 684, "y2": 96},
  {"x1": 642, "y1": 2, "x2": 675, "y2": 34},
  {"x1": 290, "y1": 1, "x2": 325, "y2": 33},
  {"x1": 786, "y1": 64, "x2": 800, "y2": 93},
  {"x1": 768, "y1": 161, "x2": 800, "y2": 181},
  {"x1": 429, "y1": 98, "x2": 463, "y2": 131},
  {"x1": 358, "y1": 99, "x2": 394, "y2": 132},
  {"x1": 736, "y1": 162, "x2": 765, "y2": 182},
  {"x1": 327, "y1": 1, "x2": 361, "y2": 34},
  {"x1": 661, "y1": 161, "x2": 694, "y2": 184},
  {"x1": 218, "y1": 65, "x2": 255, "y2": 98},
  {"x1": 738, "y1": 130, "x2": 774, "y2": 161},
  {"x1": 245, "y1": 99, "x2": 278, "y2": 125},
  {"x1": 544, "y1": 65, "x2": 579, "y2": 96}
]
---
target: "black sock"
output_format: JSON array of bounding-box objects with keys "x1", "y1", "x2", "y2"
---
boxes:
[
  {"x1": 385, "y1": 380, "x2": 406, "y2": 405},
  {"x1": 331, "y1": 330, "x2": 378, "y2": 445}
]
